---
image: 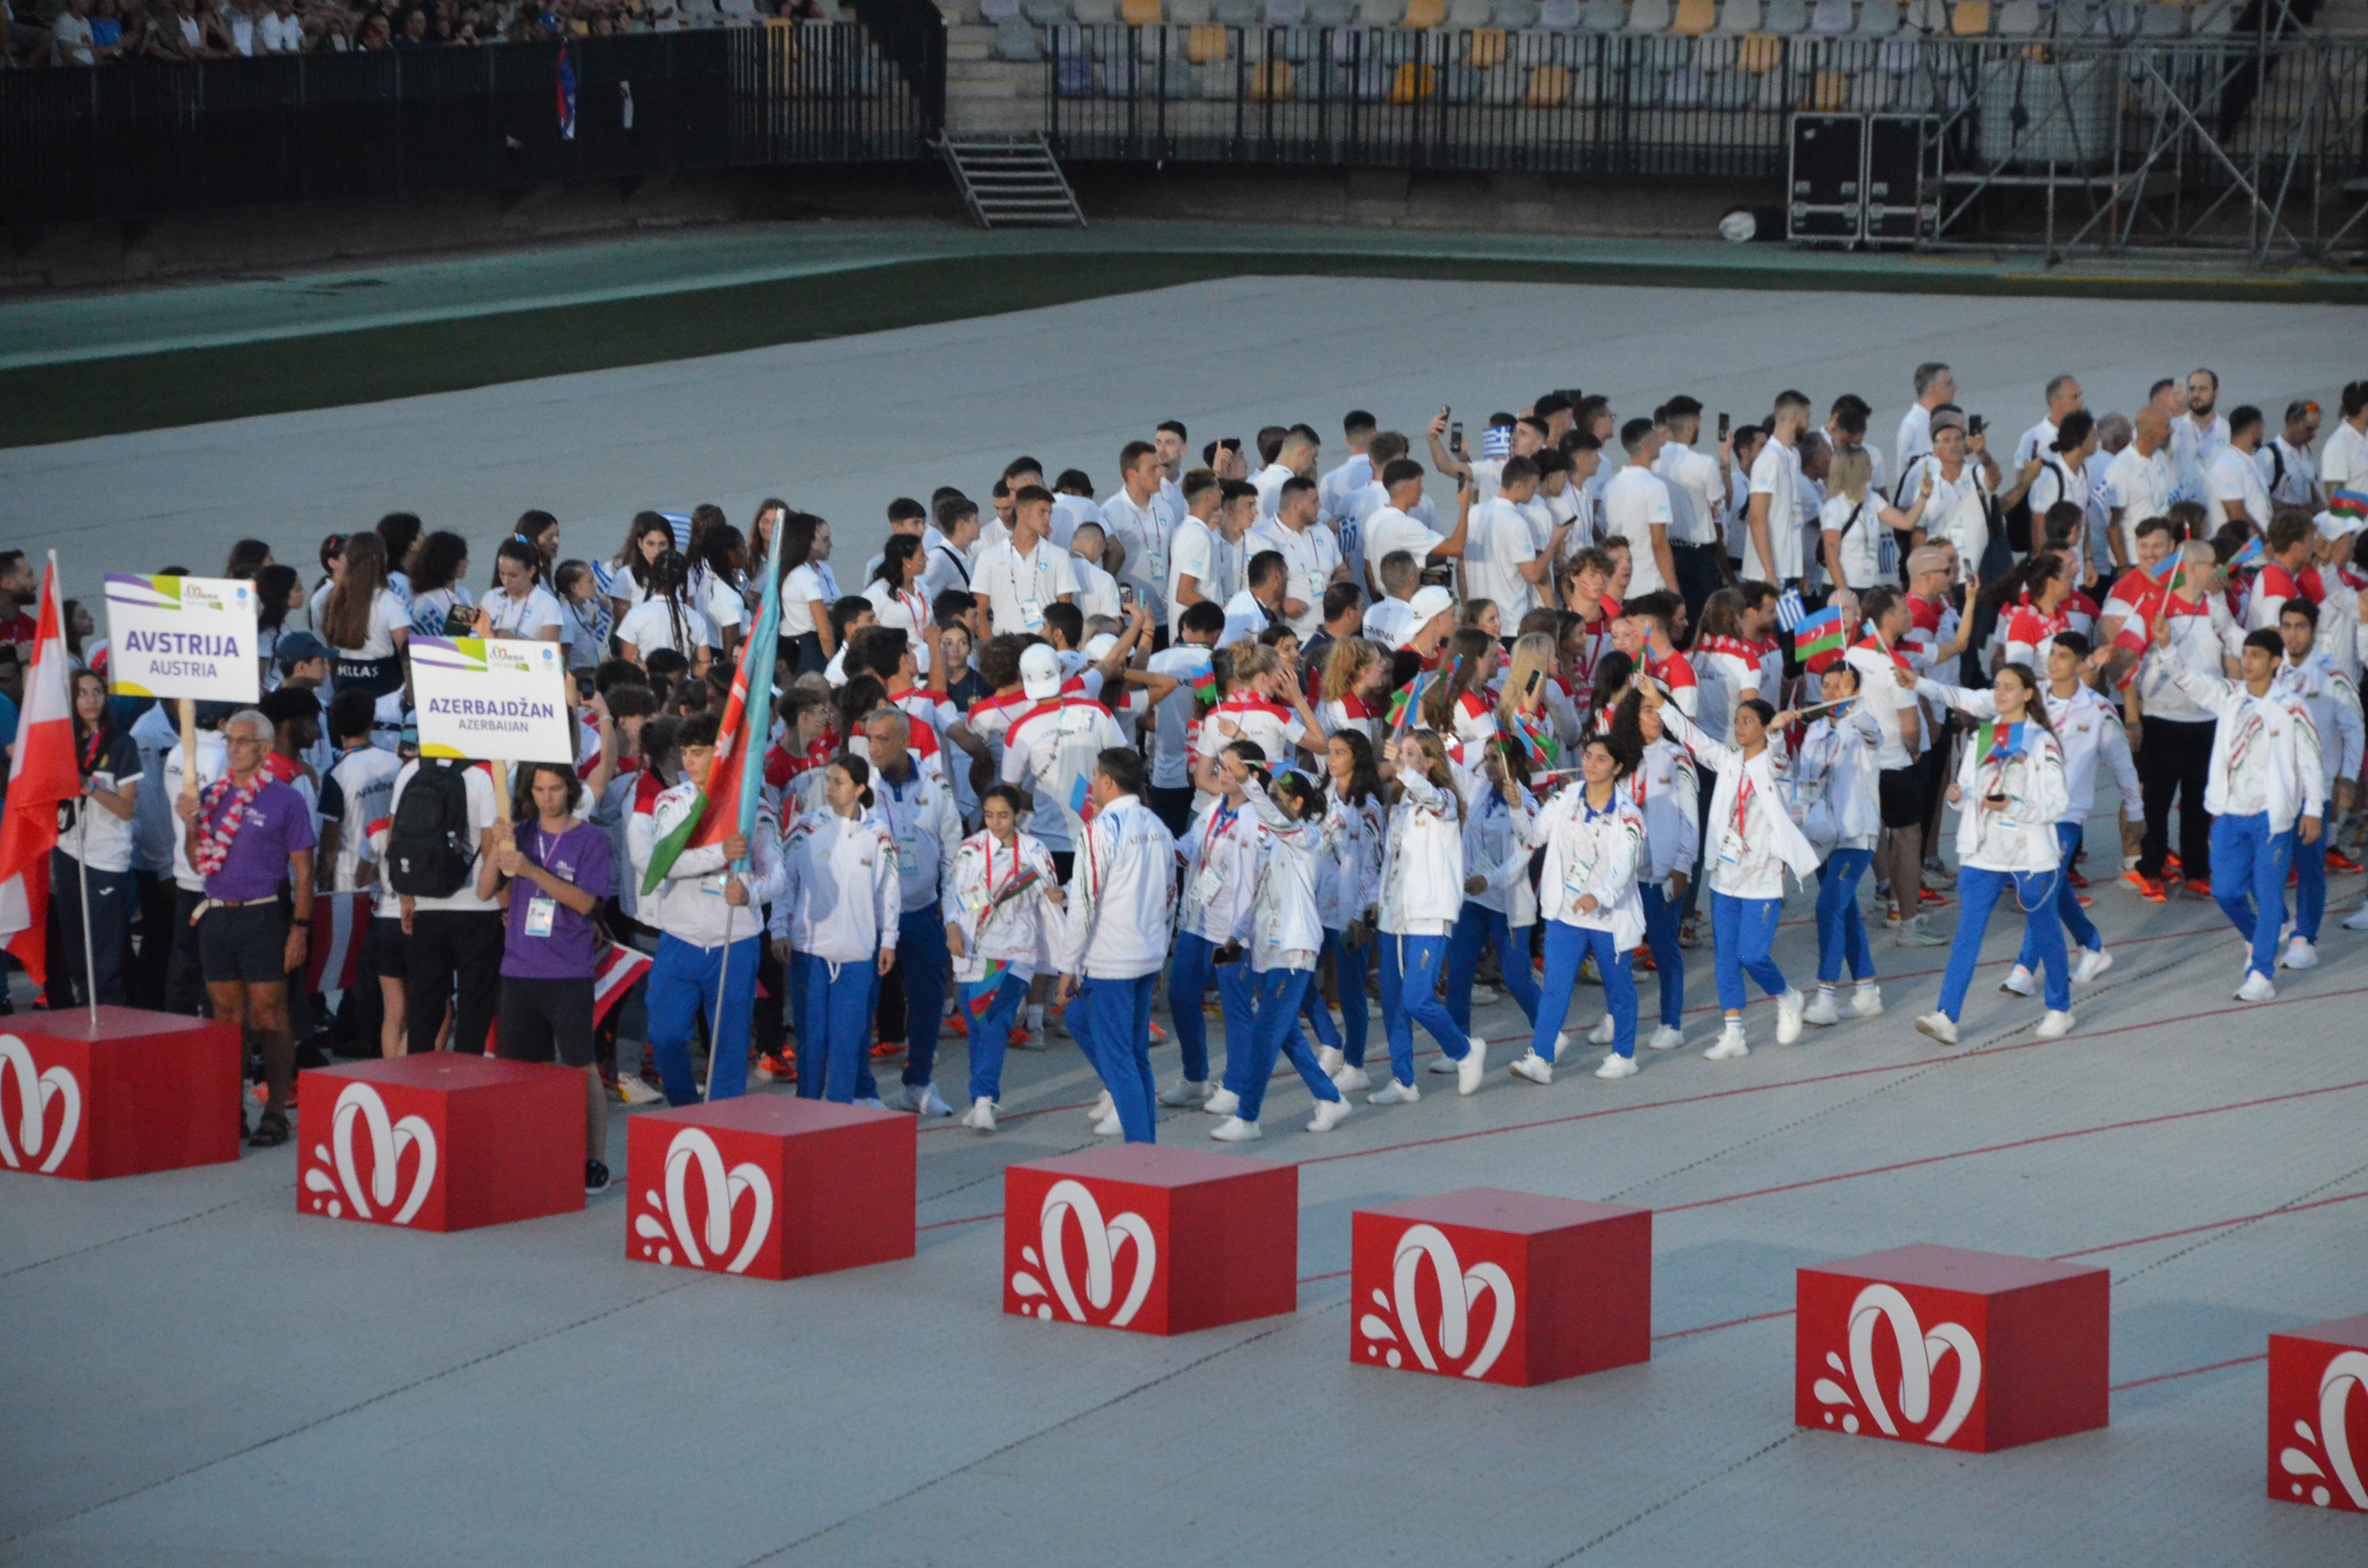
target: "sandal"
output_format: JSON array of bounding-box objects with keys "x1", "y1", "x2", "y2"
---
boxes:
[{"x1": 248, "y1": 1109, "x2": 290, "y2": 1148}]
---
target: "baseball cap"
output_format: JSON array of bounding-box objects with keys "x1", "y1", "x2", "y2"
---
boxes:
[
  {"x1": 1397, "y1": 586, "x2": 1454, "y2": 648},
  {"x1": 1019, "y1": 642, "x2": 1062, "y2": 701},
  {"x1": 1081, "y1": 633, "x2": 1119, "y2": 664},
  {"x1": 2318, "y1": 509, "x2": 2362, "y2": 542},
  {"x1": 275, "y1": 630, "x2": 328, "y2": 672}
]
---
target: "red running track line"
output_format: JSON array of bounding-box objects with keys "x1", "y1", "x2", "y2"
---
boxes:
[{"x1": 2110, "y1": 1353, "x2": 2268, "y2": 1392}]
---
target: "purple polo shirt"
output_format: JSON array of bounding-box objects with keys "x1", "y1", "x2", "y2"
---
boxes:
[
  {"x1": 501, "y1": 820, "x2": 612, "y2": 981},
  {"x1": 199, "y1": 780, "x2": 317, "y2": 902}
]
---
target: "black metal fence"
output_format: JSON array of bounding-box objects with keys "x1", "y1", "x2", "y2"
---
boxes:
[
  {"x1": 1, "y1": 21, "x2": 939, "y2": 225},
  {"x1": 1042, "y1": 24, "x2": 2368, "y2": 248}
]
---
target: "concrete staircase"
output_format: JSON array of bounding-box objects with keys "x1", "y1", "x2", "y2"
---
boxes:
[{"x1": 942, "y1": 4, "x2": 1052, "y2": 136}]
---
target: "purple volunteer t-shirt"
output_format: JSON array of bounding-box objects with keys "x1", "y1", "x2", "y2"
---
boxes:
[
  {"x1": 501, "y1": 820, "x2": 612, "y2": 981},
  {"x1": 199, "y1": 780, "x2": 318, "y2": 902}
]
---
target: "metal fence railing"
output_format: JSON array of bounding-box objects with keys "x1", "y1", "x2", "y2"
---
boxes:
[
  {"x1": 1040, "y1": 25, "x2": 2368, "y2": 250},
  {"x1": 1, "y1": 22, "x2": 940, "y2": 225}
]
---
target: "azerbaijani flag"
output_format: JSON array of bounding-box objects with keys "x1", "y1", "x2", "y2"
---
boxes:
[
  {"x1": 1504, "y1": 708, "x2": 1556, "y2": 770},
  {"x1": 1183, "y1": 652, "x2": 1218, "y2": 712},
  {"x1": 1975, "y1": 719, "x2": 2027, "y2": 763},
  {"x1": 1793, "y1": 606, "x2": 1847, "y2": 673},
  {"x1": 2228, "y1": 534, "x2": 2265, "y2": 572},
  {"x1": 967, "y1": 960, "x2": 1012, "y2": 1017},
  {"x1": 2330, "y1": 487, "x2": 2367, "y2": 522},
  {"x1": 639, "y1": 550, "x2": 784, "y2": 894}
]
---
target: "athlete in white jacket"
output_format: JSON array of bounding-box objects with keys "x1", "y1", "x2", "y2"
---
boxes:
[
  {"x1": 1161, "y1": 740, "x2": 1266, "y2": 1108},
  {"x1": 2003, "y1": 633, "x2": 2140, "y2": 999},
  {"x1": 1310, "y1": 731, "x2": 1388, "y2": 1091},
  {"x1": 2271, "y1": 598, "x2": 2362, "y2": 965},
  {"x1": 1780, "y1": 663, "x2": 1889, "y2": 1027},
  {"x1": 1053, "y1": 747, "x2": 1178, "y2": 1142},
  {"x1": 771, "y1": 756, "x2": 900, "y2": 1103},
  {"x1": 1370, "y1": 730, "x2": 1482, "y2": 1103},
  {"x1": 942, "y1": 783, "x2": 1064, "y2": 1132}
]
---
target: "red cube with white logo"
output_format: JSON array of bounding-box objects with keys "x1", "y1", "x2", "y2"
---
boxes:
[
  {"x1": 1349, "y1": 1188, "x2": 1650, "y2": 1387},
  {"x1": 2269, "y1": 1313, "x2": 2368, "y2": 1514},
  {"x1": 297, "y1": 1055, "x2": 582, "y2": 1232},
  {"x1": 626, "y1": 1097, "x2": 914, "y2": 1280},
  {"x1": 0, "y1": 1006, "x2": 242, "y2": 1181},
  {"x1": 1003, "y1": 1144, "x2": 1295, "y2": 1335},
  {"x1": 1797, "y1": 1243, "x2": 2109, "y2": 1454}
]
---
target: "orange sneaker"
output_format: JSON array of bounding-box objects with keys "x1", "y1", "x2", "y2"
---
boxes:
[
  {"x1": 2066, "y1": 866, "x2": 2088, "y2": 888},
  {"x1": 1149, "y1": 1018, "x2": 1169, "y2": 1041},
  {"x1": 2183, "y1": 878, "x2": 2213, "y2": 898},
  {"x1": 2328, "y1": 849, "x2": 2364, "y2": 874},
  {"x1": 755, "y1": 1051, "x2": 798, "y2": 1083},
  {"x1": 1918, "y1": 886, "x2": 1948, "y2": 906},
  {"x1": 1007, "y1": 1028, "x2": 1032, "y2": 1049},
  {"x1": 2166, "y1": 853, "x2": 2183, "y2": 872},
  {"x1": 942, "y1": 1012, "x2": 969, "y2": 1039},
  {"x1": 2134, "y1": 874, "x2": 2168, "y2": 903},
  {"x1": 869, "y1": 1037, "x2": 905, "y2": 1059}
]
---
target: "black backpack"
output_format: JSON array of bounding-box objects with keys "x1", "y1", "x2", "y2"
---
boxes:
[{"x1": 387, "y1": 760, "x2": 476, "y2": 898}]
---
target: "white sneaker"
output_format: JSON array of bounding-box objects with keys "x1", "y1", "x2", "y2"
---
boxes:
[
  {"x1": 1896, "y1": 915, "x2": 1948, "y2": 948},
  {"x1": 1317, "y1": 1045, "x2": 1344, "y2": 1077},
  {"x1": 1999, "y1": 965, "x2": 2037, "y2": 998},
  {"x1": 1704, "y1": 1025, "x2": 1749, "y2": 1061},
  {"x1": 1331, "y1": 1064, "x2": 1372, "y2": 1093},
  {"x1": 1850, "y1": 984, "x2": 1884, "y2": 1018},
  {"x1": 1774, "y1": 988, "x2": 1805, "y2": 1045},
  {"x1": 2282, "y1": 936, "x2": 2319, "y2": 971},
  {"x1": 853, "y1": 1096, "x2": 886, "y2": 1109},
  {"x1": 1801, "y1": 991, "x2": 1841, "y2": 1027},
  {"x1": 1209, "y1": 1115, "x2": 1262, "y2": 1143},
  {"x1": 2235, "y1": 970, "x2": 2277, "y2": 1002},
  {"x1": 2345, "y1": 904, "x2": 2368, "y2": 933},
  {"x1": 1588, "y1": 1015, "x2": 1615, "y2": 1047},
  {"x1": 1202, "y1": 1087, "x2": 1241, "y2": 1117},
  {"x1": 2034, "y1": 1009, "x2": 2076, "y2": 1039},
  {"x1": 1306, "y1": 1098, "x2": 1353, "y2": 1133},
  {"x1": 1426, "y1": 1053, "x2": 1459, "y2": 1075},
  {"x1": 1157, "y1": 1077, "x2": 1210, "y2": 1106},
  {"x1": 1369, "y1": 1078, "x2": 1421, "y2": 1106},
  {"x1": 1913, "y1": 1011, "x2": 1959, "y2": 1047},
  {"x1": 1594, "y1": 1052, "x2": 1639, "y2": 1081},
  {"x1": 961, "y1": 1097, "x2": 998, "y2": 1133},
  {"x1": 618, "y1": 1075, "x2": 664, "y2": 1106},
  {"x1": 1085, "y1": 1089, "x2": 1114, "y2": 1128},
  {"x1": 1508, "y1": 1051, "x2": 1553, "y2": 1086},
  {"x1": 2072, "y1": 947, "x2": 2114, "y2": 983},
  {"x1": 1647, "y1": 1024, "x2": 1686, "y2": 1051},
  {"x1": 894, "y1": 1082, "x2": 953, "y2": 1116},
  {"x1": 1470, "y1": 984, "x2": 1503, "y2": 1007},
  {"x1": 1554, "y1": 1029, "x2": 1577, "y2": 1056},
  {"x1": 1092, "y1": 1111, "x2": 1123, "y2": 1137},
  {"x1": 1457, "y1": 1041, "x2": 1488, "y2": 1096}
]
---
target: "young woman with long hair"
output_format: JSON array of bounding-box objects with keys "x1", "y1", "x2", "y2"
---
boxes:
[
  {"x1": 1780, "y1": 660, "x2": 1889, "y2": 1027},
  {"x1": 744, "y1": 496, "x2": 789, "y2": 605},
  {"x1": 54, "y1": 669, "x2": 140, "y2": 1007},
  {"x1": 1161, "y1": 739, "x2": 1267, "y2": 1109},
  {"x1": 1310, "y1": 728, "x2": 1385, "y2": 1091},
  {"x1": 615, "y1": 550, "x2": 715, "y2": 677},
  {"x1": 1418, "y1": 626, "x2": 1502, "y2": 765},
  {"x1": 254, "y1": 564, "x2": 303, "y2": 688},
  {"x1": 404, "y1": 530, "x2": 474, "y2": 638},
  {"x1": 693, "y1": 523, "x2": 750, "y2": 666},
  {"x1": 776, "y1": 512, "x2": 836, "y2": 676},
  {"x1": 942, "y1": 783, "x2": 1065, "y2": 1132},
  {"x1": 1588, "y1": 687, "x2": 1698, "y2": 1052},
  {"x1": 1986, "y1": 548, "x2": 2075, "y2": 671},
  {"x1": 1317, "y1": 636, "x2": 1390, "y2": 745},
  {"x1": 773, "y1": 755, "x2": 899, "y2": 1104},
  {"x1": 865, "y1": 534, "x2": 933, "y2": 675},
  {"x1": 1504, "y1": 726, "x2": 1648, "y2": 1084},
  {"x1": 318, "y1": 530, "x2": 409, "y2": 697},
  {"x1": 1369, "y1": 728, "x2": 1483, "y2": 1105},
  {"x1": 474, "y1": 538, "x2": 564, "y2": 644},
  {"x1": 605, "y1": 512, "x2": 677, "y2": 626}
]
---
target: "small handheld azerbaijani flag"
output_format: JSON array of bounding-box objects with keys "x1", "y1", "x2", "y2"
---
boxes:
[
  {"x1": 1793, "y1": 606, "x2": 1847, "y2": 673},
  {"x1": 1976, "y1": 719, "x2": 2027, "y2": 763},
  {"x1": 1775, "y1": 586, "x2": 1808, "y2": 633},
  {"x1": 2330, "y1": 487, "x2": 2368, "y2": 523},
  {"x1": 2228, "y1": 534, "x2": 2265, "y2": 572},
  {"x1": 554, "y1": 38, "x2": 577, "y2": 142},
  {"x1": 1067, "y1": 772, "x2": 1092, "y2": 819}
]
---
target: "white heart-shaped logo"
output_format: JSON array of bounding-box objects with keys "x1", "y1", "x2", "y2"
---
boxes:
[
  {"x1": 1011, "y1": 1178, "x2": 1157, "y2": 1327},
  {"x1": 633, "y1": 1127, "x2": 771, "y2": 1275},
  {"x1": 0, "y1": 1036, "x2": 80, "y2": 1175},
  {"x1": 1809, "y1": 1284, "x2": 1982, "y2": 1444},
  {"x1": 1357, "y1": 1223, "x2": 1517, "y2": 1380},
  {"x1": 2280, "y1": 1349, "x2": 2368, "y2": 1510},
  {"x1": 314, "y1": 1081, "x2": 438, "y2": 1225}
]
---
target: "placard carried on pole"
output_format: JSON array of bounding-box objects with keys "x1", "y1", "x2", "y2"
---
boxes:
[
  {"x1": 411, "y1": 637, "x2": 571, "y2": 763},
  {"x1": 103, "y1": 574, "x2": 261, "y2": 703}
]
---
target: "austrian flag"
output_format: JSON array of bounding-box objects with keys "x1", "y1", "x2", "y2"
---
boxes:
[{"x1": 0, "y1": 558, "x2": 79, "y2": 984}]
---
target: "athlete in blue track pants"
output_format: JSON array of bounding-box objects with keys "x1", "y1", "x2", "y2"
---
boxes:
[{"x1": 1053, "y1": 750, "x2": 1176, "y2": 1144}]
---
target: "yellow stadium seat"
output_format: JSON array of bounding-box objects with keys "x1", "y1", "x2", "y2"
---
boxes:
[
  {"x1": 1950, "y1": 0, "x2": 1989, "y2": 31},
  {"x1": 1188, "y1": 21, "x2": 1228, "y2": 59},
  {"x1": 1524, "y1": 61, "x2": 1570, "y2": 102},
  {"x1": 1249, "y1": 60, "x2": 1294, "y2": 97},
  {"x1": 1734, "y1": 29, "x2": 1781, "y2": 68},
  {"x1": 1809, "y1": 67, "x2": 1848, "y2": 107},
  {"x1": 1121, "y1": 0, "x2": 1162, "y2": 23},
  {"x1": 1468, "y1": 25, "x2": 1507, "y2": 64},
  {"x1": 1401, "y1": 0, "x2": 1447, "y2": 23},
  {"x1": 1672, "y1": 0, "x2": 1717, "y2": 31},
  {"x1": 1389, "y1": 61, "x2": 1438, "y2": 99}
]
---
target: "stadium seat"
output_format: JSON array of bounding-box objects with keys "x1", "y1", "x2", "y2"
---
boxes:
[
  {"x1": 1876, "y1": 30, "x2": 1916, "y2": 65},
  {"x1": 1057, "y1": 38, "x2": 1098, "y2": 91},
  {"x1": 1354, "y1": 0, "x2": 1408, "y2": 19},
  {"x1": 1212, "y1": 0, "x2": 1260, "y2": 21},
  {"x1": 994, "y1": 17, "x2": 1045, "y2": 56},
  {"x1": 1492, "y1": 0, "x2": 1543, "y2": 20},
  {"x1": 1807, "y1": 65, "x2": 1848, "y2": 104},
  {"x1": 1386, "y1": 60, "x2": 1436, "y2": 95},
  {"x1": 1247, "y1": 57, "x2": 1294, "y2": 93},
  {"x1": 1447, "y1": 0, "x2": 1493, "y2": 22},
  {"x1": 1581, "y1": 0, "x2": 1627, "y2": 27},
  {"x1": 1265, "y1": 0, "x2": 1306, "y2": 18},
  {"x1": 1187, "y1": 20, "x2": 1230, "y2": 56},
  {"x1": 1734, "y1": 28, "x2": 1782, "y2": 66},
  {"x1": 1855, "y1": 0, "x2": 1900, "y2": 31},
  {"x1": 1537, "y1": 0, "x2": 1583, "y2": 24},
  {"x1": 1467, "y1": 24, "x2": 1509, "y2": 60},
  {"x1": 1716, "y1": 0, "x2": 1763, "y2": 29},
  {"x1": 1902, "y1": 0, "x2": 1943, "y2": 27},
  {"x1": 1525, "y1": 59, "x2": 1573, "y2": 97},
  {"x1": 980, "y1": 0, "x2": 1021, "y2": 19},
  {"x1": 1122, "y1": 0, "x2": 1162, "y2": 21},
  {"x1": 1306, "y1": 0, "x2": 1356, "y2": 20},
  {"x1": 1808, "y1": 0, "x2": 1852, "y2": 31},
  {"x1": 1073, "y1": 0, "x2": 1117, "y2": 19},
  {"x1": 1627, "y1": 0, "x2": 1673, "y2": 28},
  {"x1": 1761, "y1": 0, "x2": 1809, "y2": 29},
  {"x1": 1950, "y1": 0, "x2": 1989, "y2": 32},
  {"x1": 1402, "y1": 0, "x2": 1449, "y2": 23},
  {"x1": 1022, "y1": 0, "x2": 1067, "y2": 23},
  {"x1": 1670, "y1": 0, "x2": 1716, "y2": 29}
]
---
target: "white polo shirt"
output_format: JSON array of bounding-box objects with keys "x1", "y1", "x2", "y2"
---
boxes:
[
  {"x1": 1362, "y1": 506, "x2": 1446, "y2": 590},
  {"x1": 971, "y1": 537, "x2": 1079, "y2": 638},
  {"x1": 2102, "y1": 444, "x2": 2176, "y2": 560},
  {"x1": 1246, "y1": 516, "x2": 1342, "y2": 641},
  {"x1": 1462, "y1": 497, "x2": 1543, "y2": 626},
  {"x1": 1165, "y1": 516, "x2": 1223, "y2": 637},
  {"x1": 1602, "y1": 465, "x2": 1677, "y2": 595},
  {"x1": 1654, "y1": 443, "x2": 1725, "y2": 547},
  {"x1": 1743, "y1": 439, "x2": 1804, "y2": 582},
  {"x1": 2208, "y1": 445, "x2": 2272, "y2": 527}
]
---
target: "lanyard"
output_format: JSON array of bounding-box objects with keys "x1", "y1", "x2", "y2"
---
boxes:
[
  {"x1": 1731, "y1": 776, "x2": 1755, "y2": 849},
  {"x1": 1199, "y1": 799, "x2": 1240, "y2": 880}
]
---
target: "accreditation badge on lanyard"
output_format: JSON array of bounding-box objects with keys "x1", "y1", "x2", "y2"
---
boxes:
[
  {"x1": 1718, "y1": 778, "x2": 1752, "y2": 867},
  {"x1": 1193, "y1": 803, "x2": 1237, "y2": 909}
]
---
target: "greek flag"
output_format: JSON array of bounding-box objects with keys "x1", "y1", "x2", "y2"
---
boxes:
[
  {"x1": 1775, "y1": 586, "x2": 1808, "y2": 632},
  {"x1": 1481, "y1": 425, "x2": 1513, "y2": 459}
]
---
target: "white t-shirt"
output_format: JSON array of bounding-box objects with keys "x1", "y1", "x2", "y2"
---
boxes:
[
  {"x1": 1099, "y1": 491, "x2": 1165, "y2": 589},
  {"x1": 407, "y1": 585, "x2": 475, "y2": 639},
  {"x1": 1145, "y1": 644, "x2": 1210, "y2": 791},
  {"x1": 1819, "y1": 492, "x2": 1882, "y2": 593},
  {"x1": 1166, "y1": 517, "x2": 1223, "y2": 638},
  {"x1": 1251, "y1": 463, "x2": 1294, "y2": 520},
  {"x1": 1654, "y1": 444, "x2": 1725, "y2": 547},
  {"x1": 2208, "y1": 445, "x2": 2272, "y2": 527},
  {"x1": 1743, "y1": 441, "x2": 1803, "y2": 582},
  {"x1": 1845, "y1": 646, "x2": 1920, "y2": 770},
  {"x1": 1362, "y1": 507, "x2": 1446, "y2": 589},
  {"x1": 618, "y1": 598, "x2": 718, "y2": 659},
  {"x1": 478, "y1": 584, "x2": 564, "y2": 641},
  {"x1": 2102, "y1": 445, "x2": 2176, "y2": 560},
  {"x1": 1461, "y1": 497, "x2": 1543, "y2": 626},
  {"x1": 1602, "y1": 466, "x2": 1676, "y2": 595},
  {"x1": 1895, "y1": 404, "x2": 1934, "y2": 484},
  {"x1": 702, "y1": 573, "x2": 752, "y2": 643},
  {"x1": 973, "y1": 538, "x2": 1080, "y2": 637},
  {"x1": 1246, "y1": 518, "x2": 1342, "y2": 641},
  {"x1": 2321, "y1": 420, "x2": 2368, "y2": 496},
  {"x1": 388, "y1": 760, "x2": 502, "y2": 913},
  {"x1": 324, "y1": 587, "x2": 406, "y2": 660},
  {"x1": 779, "y1": 564, "x2": 832, "y2": 638},
  {"x1": 1072, "y1": 558, "x2": 1123, "y2": 623}
]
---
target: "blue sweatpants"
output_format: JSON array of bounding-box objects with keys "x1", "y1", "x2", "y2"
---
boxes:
[
  {"x1": 647, "y1": 932, "x2": 761, "y2": 1106},
  {"x1": 1445, "y1": 902, "x2": 1542, "y2": 1033},
  {"x1": 1073, "y1": 972, "x2": 1158, "y2": 1142},
  {"x1": 1534, "y1": 919, "x2": 1636, "y2": 1061},
  {"x1": 2208, "y1": 810, "x2": 2295, "y2": 979},
  {"x1": 1170, "y1": 929, "x2": 1254, "y2": 1088},
  {"x1": 959, "y1": 970, "x2": 1028, "y2": 1104},
  {"x1": 1378, "y1": 931, "x2": 1468, "y2": 1087},
  {"x1": 1638, "y1": 881, "x2": 1686, "y2": 1029},
  {"x1": 1815, "y1": 848, "x2": 1878, "y2": 985},
  {"x1": 2294, "y1": 821, "x2": 2326, "y2": 943},
  {"x1": 1711, "y1": 892, "x2": 1787, "y2": 1013},
  {"x1": 896, "y1": 906, "x2": 950, "y2": 1089},
  {"x1": 794, "y1": 952, "x2": 883, "y2": 1104},
  {"x1": 2018, "y1": 822, "x2": 2100, "y2": 970},
  {"x1": 1937, "y1": 865, "x2": 2069, "y2": 1020},
  {"x1": 1307, "y1": 927, "x2": 1372, "y2": 1068},
  {"x1": 1240, "y1": 967, "x2": 1345, "y2": 1120},
  {"x1": 789, "y1": 952, "x2": 876, "y2": 1102}
]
